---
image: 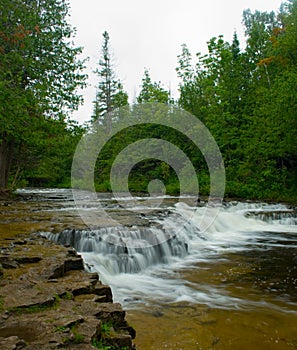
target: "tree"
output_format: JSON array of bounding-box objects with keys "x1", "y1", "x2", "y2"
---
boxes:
[
  {"x1": 92, "y1": 31, "x2": 128, "y2": 124},
  {"x1": 137, "y1": 69, "x2": 172, "y2": 104},
  {"x1": 242, "y1": 9, "x2": 277, "y2": 64},
  {"x1": 23, "y1": 120, "x2": 85, "y2": 187},
  {"x1": 176, "y1": 45, "x2": 210, "y2": 120},
  {"x1": 243, "y1": 1, "x2": 297, "y2": 197},
  {"x1": 0, "y1": 0, "x2": 87, "y2": 191},
  {"x1": 175, "y1": 2, "x2": 297, "y2": 200}
]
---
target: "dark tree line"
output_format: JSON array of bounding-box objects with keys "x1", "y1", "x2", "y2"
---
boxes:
[
  {"x1": 176, "y1": 0, "x2": 297, "y2": 199},
  {"x1": 0, "y1": 0, "x2": 86, "y2": 191},
  {"x1": 91, "y1": 1, "x2": 296, "y2": 201},
  {"x1": 1, "y1": 0, "x2": 296, "y2": 202}
]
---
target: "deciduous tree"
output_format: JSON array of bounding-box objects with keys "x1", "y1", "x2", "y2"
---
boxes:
[{"x1": 0, "y1": 0, "x2": 87, "y2": 190}]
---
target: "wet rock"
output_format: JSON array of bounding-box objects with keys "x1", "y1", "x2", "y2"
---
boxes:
[
  {"x1": 13, "y1": 240, "x2": 27, "y2": 246},
  {"x1": 67, "y1": 248, "x2": 77, "y2": 257},
  {"x1": 94, "y1": 303, "x2": 126, "y2": 326},
  {"x1": 152, "y1": 310, "x2": 164, "y2": 318},
  {"x1": 0, "y1": 257, "x2": 18, "y2": 269},
  {"x1": 13, "y1": 339, "x2": 27, "y2": 349},
  {"x1": 94, "y1": 285, "x2": 113, "y2": 302},
  {"x1": 103, "y1": 333, "x2": 133, "y2": 349},
  {"x1": 0, "y1": 234, "x2": 136, "y2": 349},
  {"x1": 121, "y1": 325, "x2": 137, "y2": 339},
  {"x1": 79, "y1": 318, "x2": 102, "y2": 340},
  {"x1": 49, "y1": 257, "x2": 84, "y2": 279},
  {"x1": 15, "y1": 257, "x2": 42, "y2": 264},
  {"x1": 64, "y1": 257, "x2": 84, "y2": 271},
  {"x1": 0, "y1": 336, "x2": 27, "y2": 350},
  {"x1": 13, "y1": 296, "x2": 56, "y2": 311},
  {"x1": 88, "y1": 272, "x2": 100, "y2": 281}
]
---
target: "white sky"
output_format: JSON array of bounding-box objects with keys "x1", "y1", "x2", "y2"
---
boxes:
[{"x1": 68, "y1": 0, "x2": 284, "y2": 123}]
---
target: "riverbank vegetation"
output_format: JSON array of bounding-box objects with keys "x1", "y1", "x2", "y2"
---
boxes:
[{"x1": 0, "y1": 0, "x2": 296, "y2": 202}]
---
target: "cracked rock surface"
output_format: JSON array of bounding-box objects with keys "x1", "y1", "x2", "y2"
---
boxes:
[{"x1": 0, "y1": 234, "x2": 136, "y2": 349}]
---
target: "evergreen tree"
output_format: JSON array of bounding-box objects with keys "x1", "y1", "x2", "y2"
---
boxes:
[
  {"x1": 92, "y1": 31, "x2": 128, "y2": 124},
  {"x1": 137, "y1": 69, "x2": 172, "y2": 104},
  {"x1": 0, "y1": 0, "x2": 86, "y2": 191}
]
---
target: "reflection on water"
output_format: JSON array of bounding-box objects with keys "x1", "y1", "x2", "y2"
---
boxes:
[{"x1": 1, "y1": 188, "x2": 297, "y2": 349}]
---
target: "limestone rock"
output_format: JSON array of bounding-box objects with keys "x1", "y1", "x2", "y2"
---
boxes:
[
  {"x1": 103, "y1": 333, "x2": 133, "y2": 349},
  {"x1": 0, "y1": 234, "x2": 136, "y2": 349}
]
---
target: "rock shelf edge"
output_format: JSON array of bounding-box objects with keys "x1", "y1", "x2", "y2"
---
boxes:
[{"x1": 0, "y1": 233, "x2": 136, "y2": 349}]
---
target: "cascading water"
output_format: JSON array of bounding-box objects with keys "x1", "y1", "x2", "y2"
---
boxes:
[
  {"x1": 10, "y1": 189, "x2": 297, "y2": 348},
  {"x1": 42, "y1": 197, "x2": 297, "y2": 309},
  {"x1": 45, "y1": 225, "x2": 188, "y2": 274},
  {"x1": 246, "y1": 210, "x2": 297, "y2": 225}
]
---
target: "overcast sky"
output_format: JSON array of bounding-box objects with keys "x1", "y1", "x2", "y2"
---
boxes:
[{"x1": 68, "y1": 0, "x2": 284, "y2": 123}]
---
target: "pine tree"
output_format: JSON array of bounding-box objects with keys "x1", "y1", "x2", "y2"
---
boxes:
[
  {"x1": 137, "y1": 69, "x2": 172, "y2": 104},
  {"x1": 92, "y1": 31, "x2": 128, "y2": 124},
  {"x1": 0, "y1": 0, "x2": 86, "y2": 190}
]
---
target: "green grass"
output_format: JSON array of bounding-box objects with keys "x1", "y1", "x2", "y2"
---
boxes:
[
  {"x1": 7, "y1": 295, "x2": 60, "y2": 314},
  {"x1": 54, "y1": 325, "x2": 68, "y2": 333},
  {"x1": 61, "y1": 291, "x2": 73, "y2": 300},
  {"x1": 71, "y1": 325, "x2": 85, "y2": 344},
  {"x1": 91, "y1": 339, "x2": 111, "y2": 350},
  {"x1": 91, "y1": 322, "x2": 130, "y2": 350},
  {"x1": 8, "y1": 304, "x2": 52, "y2": 314},
  {"x1": 91, "y1": 339, "x2": 129, "y2": 350},
  {"x1": 62, "y1": 325, "x2": 85, "y2": 344},
  {"x1": 101, "y1": 322, "x2": 113, "y2": 336}
]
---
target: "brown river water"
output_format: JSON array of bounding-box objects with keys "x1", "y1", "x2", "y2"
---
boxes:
[{"x1": 1, "y1": 188, "x2": 296, "y2": 349}]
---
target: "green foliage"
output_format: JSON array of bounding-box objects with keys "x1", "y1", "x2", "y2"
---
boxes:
[
  {"x1": 91, "y1": 338, "x2": 129, "y2": 350},
  {"x1": 7, "y1": 294, "x2": 60, "y2": 315},
  {"x1": 91, "y1": 339, "x2": 111, "y2": 350},
  {"x1": 54, "y1": 325, "x2": 68, "y2": 333},
  {"x1": 60, "y1": 323, "x2": 85, "y2": 344},
  {"x1": 92, "y1": 31, "x2": 128, "y2": 123},
  {"x1": 61, "y1": 291, "x2": 74, "y2": 300},
  {"x1": 137, "y1": 69, "x2": 173, "y2": 104},
  {"x1": 8, "y1": 304, "x2": 52, "y2": 315},
  {"x1": 1, "y1": 0, "x2": 295, "y2": 202},
  {"x1": 175, "y1": 0, "x2": 297, "y2": 201},
  {"x1": 0, "y1": 0, "x2": 87, "y2": 190},
  {"x1": 22, "y1": 121, "x2": 85, "y2": 187},
  {"x1": 89, "y1": 119, "x2": 205, "y2": 195},
  {"x1": 91, "y1": 321, "x2": 129, "y2": 349},
  {"x1": 101, "y1": 322, "x2": 113, "y2": 336},
  {"x1": 70, "y1": 325, "x2": 85, "y2": 344}
]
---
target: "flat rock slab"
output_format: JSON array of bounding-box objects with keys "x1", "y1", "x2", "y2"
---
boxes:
[{"x1": 0, "y1": 234, "x2": 135, "y2": 349}]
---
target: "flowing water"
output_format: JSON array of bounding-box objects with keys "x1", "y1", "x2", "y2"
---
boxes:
[{"x1": 2, "y1": 189, "x2": 297, "y2": 349}]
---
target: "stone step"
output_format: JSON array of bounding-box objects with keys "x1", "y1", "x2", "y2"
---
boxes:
[{"x1": 0, "y1": 234, "x2": 136, "y2": 349}]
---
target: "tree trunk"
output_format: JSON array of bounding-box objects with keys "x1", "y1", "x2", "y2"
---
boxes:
[{"x1": 0, "y1": 138, "x2": 14, "y2": 190}]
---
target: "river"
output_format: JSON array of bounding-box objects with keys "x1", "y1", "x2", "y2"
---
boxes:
[{"x1": 1, "y1": 188, "x2": 297, "y2": 349}]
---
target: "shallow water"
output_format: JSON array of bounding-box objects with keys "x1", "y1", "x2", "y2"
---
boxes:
[{"x1": 2, "y1": 188, "x2": 297, "y2": 349}]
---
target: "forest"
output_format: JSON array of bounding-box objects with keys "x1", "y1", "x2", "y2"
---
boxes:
[{"x1": 0, "y1": 0, "x2": 296, "y2": 202}]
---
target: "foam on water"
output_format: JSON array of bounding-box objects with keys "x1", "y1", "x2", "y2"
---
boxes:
[{"x1": 43, "y1": 197, "x2": 297, "y2": 310}]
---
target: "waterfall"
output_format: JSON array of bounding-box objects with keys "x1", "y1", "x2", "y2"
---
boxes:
[
  {"x1": 13, "y1": 189, "x2": 297, "y2": 310},
  {"x1": 37, "y1": 193, "x2": 297, "y2": 308},
  {"x1": 43, "y1": 201, "x2": 296, "y2": 276},
  {"x1": 45, "y1": 225, "x2": 189, "y2": 274},
  {"x1": 246, "y1": 210, "x2": 297, "y2": 225}
]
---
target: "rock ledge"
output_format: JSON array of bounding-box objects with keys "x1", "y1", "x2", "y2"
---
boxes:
[{"x1": 0, "y1": 234, "x2": 135, "y2": 349}]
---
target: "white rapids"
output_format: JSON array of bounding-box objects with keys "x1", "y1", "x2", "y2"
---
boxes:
[{"x1": 40, "y1": 192, "x2": 297, "y2": 311}]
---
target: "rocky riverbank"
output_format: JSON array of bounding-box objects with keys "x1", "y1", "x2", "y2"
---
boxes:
[{"x1": 0, "y1": 233, "x2": 136, "y2": 349}]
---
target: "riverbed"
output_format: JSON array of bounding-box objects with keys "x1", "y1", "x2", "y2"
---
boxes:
[{"x1": 1, "y1": 188, "x2": 296, "y2": 349}]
